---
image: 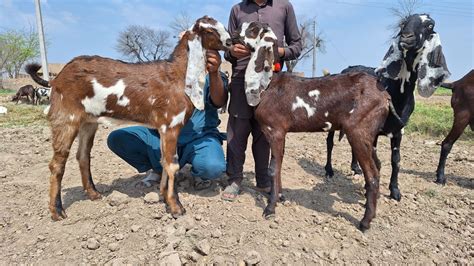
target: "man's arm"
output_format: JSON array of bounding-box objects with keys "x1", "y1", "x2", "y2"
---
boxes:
[
  {"x1": 282, "y1": 2, "x2": 302, "y2": 61},
  {"x1": 207, "y1": 50, "x2": 228, "y2": 107},
  {"x1": 224, "y1": 7, "x2": 239, "y2": 63}
]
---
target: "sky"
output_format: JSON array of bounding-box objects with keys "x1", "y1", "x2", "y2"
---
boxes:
[{"x1": 0, "y1": 0, "x2": 472, "y2": 80}]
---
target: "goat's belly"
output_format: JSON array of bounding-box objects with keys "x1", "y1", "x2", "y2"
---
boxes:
[
  {"x1": 87, "y1": 116, "x2": 153, "y2": 128},
  {"x1": 289, "y1": 121, "x2": 340, "y2": 133}
]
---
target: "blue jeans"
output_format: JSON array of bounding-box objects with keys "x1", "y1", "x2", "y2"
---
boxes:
[{"x1": 107, "y1": 126, "x2": 226, "y2": 180}]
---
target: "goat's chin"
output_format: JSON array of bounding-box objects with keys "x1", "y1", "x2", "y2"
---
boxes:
[{"x1": 417, "y1": 86, "x2": 436, "y2": 98}]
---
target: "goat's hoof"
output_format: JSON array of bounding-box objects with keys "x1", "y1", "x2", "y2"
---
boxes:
[
  {"x1": 51, "y1": 209, "x2": 67, "y2": 221},
  {"x1": 435, "y1": 177, "x2": 446, "y2": 185},
  {"x1": 169, "y1": 206, "x2": 186, "y2": 219},
  {"x1": 389, "y1": 189, "x2": 402, "y2": 201},
  {"x1": 263, "y1": 208, "x2": 275, "y2": 220},
  {"x1": 278, "y1": 193, "x2": 286, "y2": 202},
  {"x1": 358, "y1": 220, "x2": 370, "y2": 232},
  {"x1": 87, "y1": 190, "x2": 102, "y2": 201},
  {"x1": 352, "y1": 167, "x2": 363, "y2": 175}
]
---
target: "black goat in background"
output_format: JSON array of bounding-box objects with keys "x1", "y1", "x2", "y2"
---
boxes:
[{"x1": 325, "y1": 14, "x2": 450, "y2": 201}]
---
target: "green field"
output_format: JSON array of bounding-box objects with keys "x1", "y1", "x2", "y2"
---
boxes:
[{"x1": 406, "y1": 101, "x2": 473, "y2": 142}]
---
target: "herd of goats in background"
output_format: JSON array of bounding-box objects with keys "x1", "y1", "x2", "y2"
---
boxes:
[{"x1": 5, "y1": 13, "x2": 471, "y2": 231}]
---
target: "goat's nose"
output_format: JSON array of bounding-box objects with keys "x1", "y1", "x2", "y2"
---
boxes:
[
  {"x1": 225, "y1": 38, "x2": 232, "y2": 47},
  {"x1": 401, "y1": 33, "x2": 415, "y2": 40}
]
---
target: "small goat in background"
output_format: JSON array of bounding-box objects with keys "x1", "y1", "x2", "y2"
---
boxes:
[{"x1": 26, "y1": 16, "x2": 231, "y2": 221}]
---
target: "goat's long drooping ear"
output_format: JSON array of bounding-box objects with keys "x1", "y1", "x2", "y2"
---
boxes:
[
  {"x1": 185, "y1": 32, "x2": 206, "y2": 110},
  {"x1": 244, "y1": 31, "x2": 278, "y2": 106},
  {"x1": 416, "y1": 33, "x2": 450, "y2": 97},
  {"x1": 375, "y1": 37, "x2": 404, "y2": 80}
]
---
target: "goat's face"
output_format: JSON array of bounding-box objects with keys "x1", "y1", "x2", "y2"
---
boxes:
[
  {"x1": 192, "y1": 16, "x2": 231, "y2": 51},
  {"x1": 398, "y1": 14, "x2": 436, "y2": 51},
  {"x1": 234, "y1": 22, "x2": 279, "y2": 106},
  {"x1": 376, "y1": 14, "x2": 450, "y2": 98}
]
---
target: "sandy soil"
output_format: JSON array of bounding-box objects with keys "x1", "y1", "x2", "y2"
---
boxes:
[{"x1": 0, "y1": 105, "x2": 472, "y2": 264}]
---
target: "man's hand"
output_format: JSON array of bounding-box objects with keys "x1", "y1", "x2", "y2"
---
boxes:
[
  {"x1": 230, "y1": 44, "x2": 251, "y2": 59},
  {"x1": 206, "y1": 50, "x2": 221, "y2": 74}
]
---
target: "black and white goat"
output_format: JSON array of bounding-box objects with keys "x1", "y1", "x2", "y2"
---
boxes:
[
  {"x1": 324, "y1": 14, "x2": 450, "y2": 201},
  {"x1": 35, "y1": 87, "x2": 51, "y2": 105}
]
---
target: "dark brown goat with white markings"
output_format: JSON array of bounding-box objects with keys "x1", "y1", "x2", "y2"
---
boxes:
[
  {"x1": 436, "y1": 69, "x2": 474, "y2": 184},
  {"x1": 235, "y1": 22, "x2": 391, "y2": 231},
  {"x1": 25, "y1": 16, "x2": 231, "y2": 221}
]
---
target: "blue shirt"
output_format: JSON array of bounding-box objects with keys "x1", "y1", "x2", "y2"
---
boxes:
[{"x1": 177, "y1": 72, "x2": 228, "y2": 146}]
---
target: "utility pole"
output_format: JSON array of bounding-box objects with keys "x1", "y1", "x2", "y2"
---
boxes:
[
  {"x1": 34, "y1": 0, "x2": 49, "y2": 81},
  {"x1": 312, "y1": 20, "x2": 316, "y2": 77}
]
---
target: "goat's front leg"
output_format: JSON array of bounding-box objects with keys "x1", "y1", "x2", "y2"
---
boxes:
[
  {"x1": 76, "y1": 122, "x2": 101, "y2": 200},
  {"x1": 160, "y1": 129, "x2": 185, "y2": 218},
  {"x1": 436, "y1": 114, "x2": 469, "y2": 184},
  {"x1": 325, "y1": 131, "x2": 335, "y2": 178},
  {"x1": 263, "y1": 132, "x2": 285, "y2": 219},
  {"x1": 389, "y1": 132, "x2": 402, "y2": 201}
]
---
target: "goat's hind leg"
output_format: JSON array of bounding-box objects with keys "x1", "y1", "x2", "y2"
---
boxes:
[
  {"x1": 49, "y1": 121, "x2": 80, "y2": 220},
  {"x1": 160, "y1": 129, "x2": 185, "y2": 217},
  {"x1": 76, "y1": 122, "x2": 101, "y2": 200},
  {"x1": 325, "y1": 131, "x2": 335, "y2": 178},
  {"x1": 347, "y1": 132, "x2": 380, "y2": 231},
  {"x1": 436, "y1": 113, "x2": 469, "y2": 184}
]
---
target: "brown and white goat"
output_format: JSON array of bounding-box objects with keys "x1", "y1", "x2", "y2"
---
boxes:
[
  {"x1": 25, "y1": 16, "x2": 231, "y2": 221},
  {"x1": 436, "y1": 69, "x2": 474, "y2": 184},
  {"x1": 235, "y1": 22, "x2": 391, "y2": 231}
]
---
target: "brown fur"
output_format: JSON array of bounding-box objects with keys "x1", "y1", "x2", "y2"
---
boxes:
[
  {"x1": 25, "y1": 16, "x2": 230, "y2": 221},
  {"x1": 255, "y1": 72, "x2": 390, "y2": 231},
  {"x1": 11, "y1": 85, "x2": 36, "y2": 104},
  {"x1": 436, "y1": 70, "x2": 474, "y2": 184}
]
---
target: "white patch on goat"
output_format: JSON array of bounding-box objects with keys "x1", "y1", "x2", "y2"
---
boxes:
[
  {"x1": 324, "y1": 111, "x2": 329, "y2": 117},
  {"x1": 148, "y1": 96, "x2": 156, "y2": 105},
  {"x1": 419, "y1": 15, "x2": 430, "y2": 23},
  {"x1": 308, "y1": 90, "x2": 320, "y2": 101},
  {"x1": 393, "y1": 147, "x2": 398, "y2": 151},
  {"x1": 292, "y1": 96, "x2": 316, "y2": 117},
  {"x1": 267, "y1": 126, "x2": 272, "y2": 132},
  {"x1": 401, "y1": 128, "x2": 405, "y2": 135},
  {"x1": 164, "y1": 112, "x2": 168, "y2": 118},
  {"x1": 349, "y1": 108, "x2": 355, "y2": 114},
  {"x1": 69, "y1": 114, "x2": 75, "y2": 121},
  {"x1": 199, "y1": 21, "x2": 231, "y2": 49},
  {"x1": 170, "y1": 109, "x2": 186, "y2": 128},
  {"x1": 323, "y1": 122, "x2": 332, "y2": 131},
  {"x1": 43, "y1": 105, "x2": 50, "y2": 115},
  {"x1": 185, "y1": 36, "x2": 206, "y2": 110},
  {"x1": 160, "y1": 124, "x2": 167, "y2": 133},
  {"x1": 60, "y1": 94, "x2": 63, "y2": 101},
  {"x1": 82, "y1": 79, "x2": 129, "y2": 116},
  {"x1": 387, "y1": 133, "x2": 394, "y2": 138}
]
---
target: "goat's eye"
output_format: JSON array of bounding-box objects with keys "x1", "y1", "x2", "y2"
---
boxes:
[{"x1": 427, "y1": 24, "x2": 433, "y2": 30}]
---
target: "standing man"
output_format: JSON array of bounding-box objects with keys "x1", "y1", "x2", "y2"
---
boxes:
[{"x1": 222, "y1": 0, "x2": 302, "y2": 201}]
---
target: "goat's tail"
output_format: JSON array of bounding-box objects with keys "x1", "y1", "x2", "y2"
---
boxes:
[
  {"x1": 25, "y1": 63, "x2": 50, "y2": 87},
  {"x1": 440, "y1": 82, "x2": 454, "y2": 90}
]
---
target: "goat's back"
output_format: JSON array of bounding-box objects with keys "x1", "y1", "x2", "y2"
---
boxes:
[
  {"x1": 255, "y1": 72, "x2": 389, "y2": 133},
  {"x1": 47, "y1": 55, "x2": 190, "y2": 125}
]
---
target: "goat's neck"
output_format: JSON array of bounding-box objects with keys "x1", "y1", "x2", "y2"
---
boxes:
[{"x1": 168, "y1": 36, "x2": 191, "y2": 81}]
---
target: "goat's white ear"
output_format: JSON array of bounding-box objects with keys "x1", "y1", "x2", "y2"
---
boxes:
[
  {"x1": 416, "y1": 33, "x2": 451, "y2": 98},
  {"x1": 244, "y1": 38, "x2": 276, "y2": 106},
  {"x1": 375, "y1": 37, "x2": 404, "y2": 80},
  {"x1": 185, "y1": 35, "x2": 206, "y2": 110}
]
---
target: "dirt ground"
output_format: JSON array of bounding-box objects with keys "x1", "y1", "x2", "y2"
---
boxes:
[{"x1": 0, "y1": 101, "x2": 472, "y2": 264}]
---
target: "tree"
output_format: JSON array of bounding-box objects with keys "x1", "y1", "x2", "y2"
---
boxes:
[
  {"x1": 284, "y1": 18, "x2": 325, "y2": 73},
  {"x1": 170, "y1": 12, "x2": 194, "y2": 34},
  {"x1": 115, "y1": 25, "x2": 172, "y2": 63},
  {"x1": 0, "y1": 29, "x2": 40, "y2": 79}
]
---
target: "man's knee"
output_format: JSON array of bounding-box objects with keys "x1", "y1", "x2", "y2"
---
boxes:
[
  {"x1": 196, "y1": 159, "x2": 226, "y2": 180},
  {"x1": 107, "y1": 130, "x2": 124, "y2": 154}
]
